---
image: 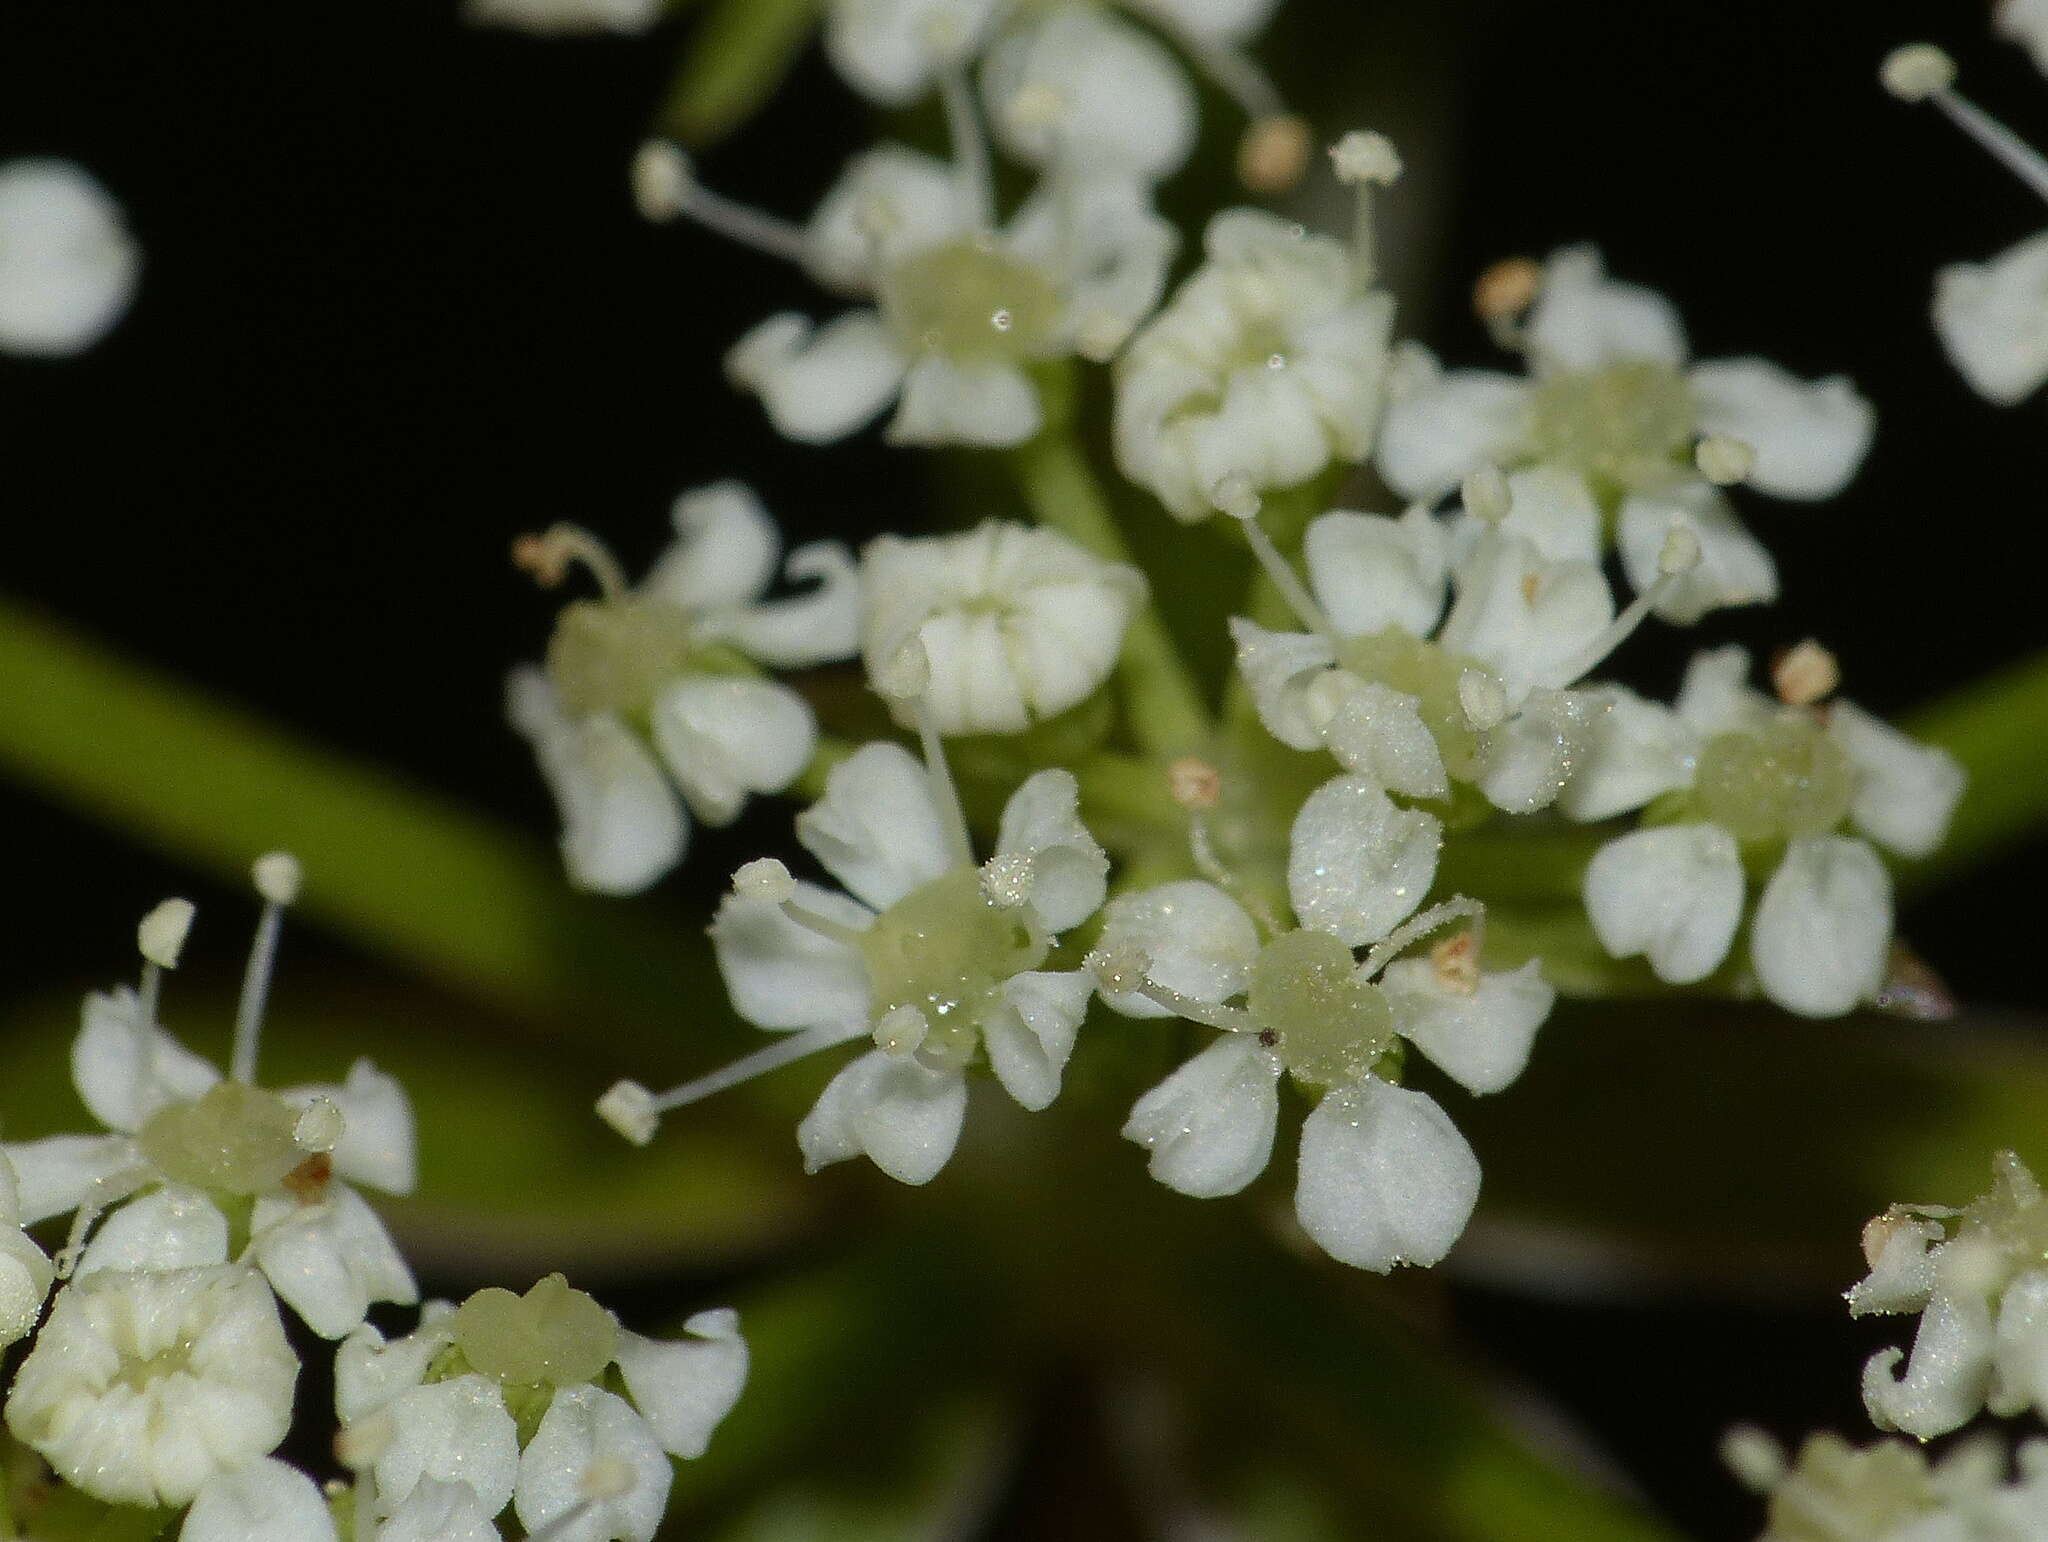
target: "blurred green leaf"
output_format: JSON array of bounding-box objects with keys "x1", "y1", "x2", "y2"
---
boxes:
[
  {"x1": 1906, "y1": 646, "x2": 2048, "y2": 884},
  {"x1": 657, "y1": 0, "x2": 821, "y2": 147},
  {"x1": 0, "y1": 597, "x2": 697, "y2": 1043}
]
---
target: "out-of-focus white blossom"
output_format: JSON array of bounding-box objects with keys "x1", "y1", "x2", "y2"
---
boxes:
[
  {"x1": 1576, "y1": 647, "x2": 1963, "y2": 1017},
  {"x1": 463, "y1": 0, "x2": 659, "y2": 34},
  {"x1": 0, "y1": 1153, "x2": 55, "y2": 1348},
  {"x1": 0, "y1": 159, "x2": 139, "y2": 357},
  {"x1": 825, "y1": 0, "x2": 1002, "y2": 104},
  {"x1": 861, "y1": 519, "x2": 1146, "y2": 735},
  {"x1": 1999, "y1": 0, "x2": 2048, "y2": 79},
  {"x1": 981, "y1": 6, "x2": 1197, "y2": 183},
  {"x1": 1729, "y1": 1425, "x2": 2048, "y2": 1542},
  {"x1": 509, "y1": 482, "x2": 858, "y2": 895},
  {"x1": 1934, "y1": 230, "x2": 2048, "y2": 405}
]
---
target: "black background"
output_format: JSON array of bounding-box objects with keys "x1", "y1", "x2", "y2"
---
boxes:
[{"x1": 4, "y1": 0, "x2": 2044, "y2": 1534}]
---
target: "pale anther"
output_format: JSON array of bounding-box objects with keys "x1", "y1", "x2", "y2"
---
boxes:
[
  {"x1": 1210, "y1": 473, "x2": 1262, "y2": 523},
  {"x1": 980, "y1": 852, "x2": 1036, "y2": 909},
  {"x1": 878, "y1": 638, "x2": 932, "y2": 702},
  {"x1": 137, "y1": 898, "x2": 196, "y2": 970},
  {"x1": 1720, "y1": 1426, "x2": 1788, "y2": 1494},
  {"x1": 1657, "y1": 524, "x2": 1703, "y2": 576},
  {"x1": 1329, "y1": 130, "x2": 1401, "y2": 186},
  {"x1": 1458, "y1": 669, "x2": 1508, "y2": 733},
  {"x1": 631, "y1": 140, "x2": 692, "y2": 223},
  {"x1": 1694, "y1": 433, "x2": 1755, "y2": 485},
  {"x1": 1461, "y1": 464, "x2": 1513, "y2": 523},
  {"x1": 253, "y1": 851, "x2": 302, "y2": 906},
  {"x1": 1086, "y1": 945, "x2": 1153, "y2": 995},
  {"x1": 1002, "y1": 82, "x2": 1067, "y2": 138},
  {"x1": 1881, "y1": 43, "x2": 1957, "y2": 102},
  {"x1": 1773, "y1": 639, "x2": 1841, "y2": 707},
  {"x1": 873, "y1": 1004, "x2": 928, "y2": 1057},
  {"x1": 334, "y1": 1410, "x2": 394, "y2": 1471},
  {"x1": 581, "y1": 1456, "x2": 637, "y2": 1502},
  {"x1": 1167, "y1": 756, "x2": 1222, "y2": 813},
  {"x1": 1473, "y1": 256, "x2": 1542, "y2": 323},
  {"x1": 294, "y1": 1096, "x2": 345, "y2": 1153},
  {"x1": 733, "y1": 857, "x2": 795, "y2": 905},
  {"x1": 1239, "y1": 114, "x2": 1313, "y2": 193},
  {"x1": 596, "y1": 1079, "x2": 659, "y2": 1146},
  {"x1": 1431, "y1": 930, "x2": 1481, "y2": 995}
]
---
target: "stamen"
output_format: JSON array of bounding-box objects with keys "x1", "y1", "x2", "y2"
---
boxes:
[
  {"x1": 603, "y1": 1020, "x2": 873, "y2": 1139},
  {"x1": 230, "y1": 851, "x2": 300, "y2": 1085},
  {"x1": 1694, "y1": 433, "x2": 1755, "y2": 486},
  {"x1": 294, "y1": 1096, "x2": 345, "y2": 1154},
  {"x1": 1720, "y1": 1426, "x2": 1788, "y2": 1496},
  {"x1": 1166, "y1": 756, "x2": 1222, "y2": 813},
  {"x1": 629, "y1": 140, "x2": 810, "y2": 265},
  {"x1": 1329, "y1": 131, "x2": 1401, "y2": 294},
  {"x1": 1460, "y1": 464, "x2": 1513, "y2": 524},
  {"x1": 1359, "y1": 896, "x2": 1486, "y2": 982},
  {"x1": 1239, "y1": 115, "x2": 1313, "y2": 194},
  {"x1": 1473, "y1": 256, "x2": 1542, "y2": 352},
  {"x1": 1882, "y1": 46, "x2": 2048, "y2": 206},
  {"x1": 513, "y1": 523, "x2": 631, "y2": 603},
  {"x1": 55, "y1": 1165, "x2": 152, "y2": 1278},
  {"x1": 1213, "y1": 476, "x2": 1338, "y2": 644},
  {"x1": 1543, "y1": 526, "x2": 1700, "y2": 686},
  {"x1": 1772, "y1": 639, "x2": 1840, "y2": 707},
  {"x1": 938, "y1": 65, "x2": 997, "y2": 229},
  {"x1": 1085, "y1": 948, "x2": 1254, "y2": 1034},
  {"x1": 873, "y1": 1003, "x2": 928, "y2": 1056},
  {"x1": 980, "y1": 852, "x2": 1036, "y2": 910},
  {"x1": 135, "y1": 897, "x2": 194, "y2": 1070},
  {"x1": 1458, "y1": 668, "x2": 1508, "y2": 733}
]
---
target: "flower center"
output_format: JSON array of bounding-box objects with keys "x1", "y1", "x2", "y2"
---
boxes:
[
  {"x1": 137, "y1": 1082, "x2": 305, "y2": 1195},
  {"x1": 1524, "y1": 361, "x2": 1695, "y2": 493},
  {"x1": 879, "y1": 238, "x2": 1062, "y2": 363},
  {"x1": 1335, "y1": 628, "x2": 1490, "y2": 780},
  {"x1": 452, "y1": 1272, "x2": 617, "y2": 1391},
  {"x1": 114, "y1": 1340, "x2": 196, "y2": 1394},
  {"x1": 545, "y1": 597, "x2": 699, "y2": 718},
  {"x1": 859, "y1": 867, "x2": 1048, "y2": 1067},
  {"x1": 1695, "y1": 716, "x2": 1854, "y2": 842},
  {"x1": 1246, "y1": 929, "x2": 1395, "y2": 1090}
]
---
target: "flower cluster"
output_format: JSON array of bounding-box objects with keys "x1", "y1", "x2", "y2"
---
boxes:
[{"x1": 1727, "y1": 1427, "x2": 2048, "y2": 1542}]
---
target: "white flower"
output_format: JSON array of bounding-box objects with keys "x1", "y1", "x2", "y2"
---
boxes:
[
  {"x1": 1933, "y1": 230, "x2": 2048, "y2": 405},
  {"x1": 462, "y1": 0, "x2": 658, "y2": 31},
  {"x1": 861, "y1": 520, "x2": 1146, "y2": 735},
  {"x1": 825, "y1": 0, "x2": 1002, "y2": 105},
  {"x1": 508, "y1": 482, "x2": 859, "y2": 895},
  {"x1": 1730, "y1": 1426, "x2": 2048, "y2": 1542},
  {"x1": 700, "y1": 742, "x2": 1106, "y2": 1183},
  {"x1": 730, "y1": 146, "x2": 1175, "y2": 446},
  {"x1": 0, "y1": 159, "x2": 139, "y2": 357},
  {"x1": 0, "y1": 1153, "x2": 55, "y2": 1348},
  {"x1": 336, "y1": 1277, "x2": 746, "y2": 1540},
  {"x1": 1577, "y1": 647, "x2": 1964, "y2": 1016},
  {"x1": 2000, "y1": 0, "x2": 2048, "y2": 78},
  {"x1": 1376, "y1": 246, "x2": 1873, "y2": 621},
  {"x1": 1231, "y1": 501, "x2": 1651, "y2": 815},
  {"x1": 1848, "y1": 1154, "x2": 2048, "y2": 1447},
  {"x1": 980, "y1": 6, "x2": 1197, "y2": 183},
  {"x1": 4, "y1": 1266, "x2": 297, "y2": 1507},
  {"x1": 1100, "y1": 775, "x2": 1552, "y2": 1272},
  {"x1": 180, "y1": 1458, "x2": 339, "y2": 1542},
  {"x1": 1115, "y1": 208, "x2": 1395, "y2": 520}
]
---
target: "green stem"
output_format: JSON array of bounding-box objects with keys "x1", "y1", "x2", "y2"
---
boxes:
[
  {"x1": 1905, "y1": 646, "x2": 2048, "y2": 886},
  {"x1": 1010, "y1": 433, "x2": 1214, "y2": 759}
]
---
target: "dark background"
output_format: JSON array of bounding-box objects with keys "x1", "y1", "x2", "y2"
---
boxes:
[{"x1": 4, "y1": 0, "x2": 2043, "y2": 1534}]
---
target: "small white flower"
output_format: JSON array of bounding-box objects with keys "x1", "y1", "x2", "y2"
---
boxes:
[
  {"x1": 1101, "y1": 775, "x2": 1551, "y2": 1272},
  {"x1": 698, "y1": 742, "x2": 1106, "y2": 1183},
  {"x1": 980, "y1": 6, "x2": 1197, "y2": 183},
  {"x1": 463, "y1": 0, "x2": 658, "y2": 31},
  {"x1": 1853, "y1": 1154, "x2": 2048, "y2": 1441},
  {"x1": 1728, "y1": 1427, "x2": 2048, "y2": 1542},
  {"x1": 0, "y1": 1153, "x2": 55, "y2": 1348},
  {"x1": 337, "y1": 1277, "x2": 746, "y2": 1540},
  {"x1": 862, "y1": 519, "x2": 1147, "y2": 735},
  {"x1": 1933, "y1": 229, "x2": 2048, "y2": 405},
  {"x1": 1376, "y1": 246, "x2": 1873, "y2": 621},
  {"x1": 730, "y1": 146, "x2": 1176, "y2": 446},
  {"x1": 509, "y1": 482, "x2": 859, "y2": 895},
  {"x1": 180, "y1": 1457, "x2": 338, "y2": 1542},
  {"x1": 0, "y1": 159, "x2": 140, "y2": 357},
  {"x1": 4, "y1": 1266, "x2": 297, "y2": 1507},
  {"x1": 825, "y1": 0, "x2": 1003, "y2": 105},
  {"x1": 1115, "y1": 208, "x2": 1395, "y2": 520},
  {"x1": 1576, "y1": 647, "x2": 1964, "y2": 1017}
]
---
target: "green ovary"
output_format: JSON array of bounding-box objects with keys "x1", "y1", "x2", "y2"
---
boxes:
[
  {"x1": 452, "y1": 1273, "x2": 617, "y2": 1390},
  {"x1": 1695, "y1": 717, "x2": 1854, "y2": 842},
  {"x1": 1524, "y1": 360, "x2": 1695, "y2": 493},
  {"x1": 859, "y1": 868, "x2": 1048, "y2": 1068},
  {"x1": 879, "y1": 239, "x2": 1061, "y2": 363},
  {"x1": 1246, "y1": 930, "x2": 1395, "y2": 1090},
  {"x1": 1336, "y1": 629, "x2": 1488, "y2": 781},
  {"x1": 545, "y1": 598, "x2": 700, "y2": 719},
  {"x1": 137, "y1": 1082, "x2": 305, "y2": 1195}
]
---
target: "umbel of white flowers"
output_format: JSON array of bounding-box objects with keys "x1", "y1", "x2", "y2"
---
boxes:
[
  {"x1": 1089, "y1": 766, "x2": 1554, "y2": 1273},
  {"x1": 1724, "y1": 1424, "x2": 2048, "y2": 1542},
  {"x1": 0, "y1": 855, "x2": 422, "y2": 1341},
  {"x1": 0, "y1": 158, "x2": 139, "y2": 357},
  {"x1": 508, "y1": 481, "x2": 860, "y2": 895}
]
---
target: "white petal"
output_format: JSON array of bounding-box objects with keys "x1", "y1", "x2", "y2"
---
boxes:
[
  {"x1": 0, "y1": 160, "x2": 139, "y2": 357},
  {"x1": 1525, "y1": 245, "x2": 1688, "y2": 372},
  {"x1": 1294, "y1": 1079, "x2": 1481, "y2": 1272},
  {"x1": 1096, "y1": 880, "x2": 1261, "y2": 1019},
  {"x1": 375, "y1": 1479, "x2": 500, "y2": 1542},
  {"x1": 1128, "y1": 0, "x2": 1278, "y2": 41},
  {"x1": 283, "y1": 1059, "x2": 416, "y2": 1197},
  {"x1": 984, "y1": 970, "x2": 1092, "y2": 1111},
  {"x1": 1751, "y1": 838, "x2": 1891, "y2": 1018},
  {"x1": 77, "y1": 1186, "x2": 228, "y2": 1275},
  {"x1": 1474, "y1": 689, "x2": 1603, "y2": 815},
  {"x1": 1003, "y1": 568, "x2": 1147, "y2": 724},
  {"x1": 1992, "y1": 1271, "x2": 2048, "y2": 1419},
  {"x1": 1828, "y1": 699, "x2": 1966, "y2": 861},
  {"x1": 1932, "y1": 231, "x2": 2048, "y2": 405},
  {"x1": 887, "y1": 355, "x2": 1043, "y2": 447},
  {"x1": 1556, "y1": 688, "x2": 1697, "y2": 822},
  {"x1": 1863, "y1": 1289, "x2": 1996, "y2": 1440},
  {"x1": 797, "y1": 1050, "x2": 967, "y2": 1184},
  {"x1": 982, "y1": 8, "x2": 1196, "y2": 180},
  {"x1": 1583, "y1": 824, "x2": 1743, "y2": 985},
  {"x1": 995, "y1": 769, "x2": 1107, "y2": 934},
  {"x1": 180, "y1": 1459, "x2": 336, "y2": 1542},
  {"x1": 1122, "y1": 1035, "x2": 1280, "y2": 1197},
  {"x1": 1674, "y1": 644, "x2": 1770, "y2": 737},
  {"x1": 824, "y1": 0, "x2": 1002, "y2": 105},
  {"x1": 1451, "y1": 465, "x2": 1603, "y2": 567},
  {"x1": 1847, "y1": 1216, "x2": 1945, "y2": 1317},
  {"x1": 1286, "y1": 775, "x2": 1441, "y2": 948},
  {"x1": 1302, "y1": 506, "x2": 1450, "y2": 640},
  {"x1": 1382, "y1": 959, "x2": 1553, "y2": 1095},
  {"x1": 716, "y1": 541, "x2": 863, "y2": 670},
  {"x1": 726, "y1": 310, "x2": 906, "y2": 444},
  {"x1": 516, "y1": 1386, "x2": 670, "y2": 1542},
  {"x1": 795, "y1": 740, "x2": 954, "y2": 910},
  {"x1": 334, "y1": 1304, "x2": 456, "y2": 1424},
  {"x1": 1687, "y1": 358, "x2": 1874, "y2": 501},
  {"x1": 1374, "y1": 363, "x2": 1529, "y2": 501},
  {"x1": 1438, "y1": 529, "x2": 1613, "y2": 702},
  {"x1": 614, "y1": 1309, "x2": 749, "y2": 1461},
  {"x1": 1007, "y1": 174, "x2": 1178, "y2": 355},
  {"x1": 641, "y1": 480, "x2": 780, "y2": 616},
  {"x1": 709, "y1": 883, "x2": 872, "y2": 1032},
  {"x1": 0, "y1": 1133, "x2": 138, "y2": 1224},
  {"x1": 1320, "y1": 679, "x2": 1449, "y2": 802},
  {"x1": 803, "y1": 144, "x2": 963, "y2": 289},
  {"x1": 507, "y1": 668, "x2": 685, "y2": 896},
  {"x1": 0, "y1": 1227, "x2": 52, "y2": 1347},
  {"x1": 374, "y1": 1376, "x2": 520, "y2": 1516},
  {"x1": 1228, "y1": 618, "x2": 1336, "y2": 751},
  {"x1": 651, "y1": 676, "x2": 816, "y2": 827},
  {"x1": 73, "y1": 985, "x2": 220, "y2": 1135},
  {"x1": 251, "y1": 1184, "x2": 418, "y2": 1339},
  {"x1": 1617, "y1": 482, "x2": 1778, "y2": 625}
]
